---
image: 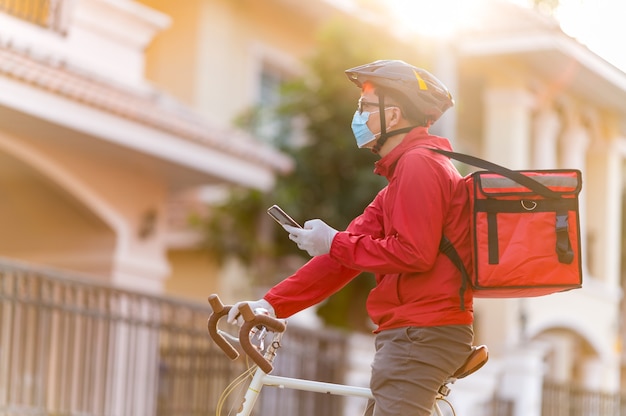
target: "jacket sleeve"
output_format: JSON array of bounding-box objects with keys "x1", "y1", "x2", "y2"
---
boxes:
[
  {"x1": 263, "y1": 189, "x2": 388, "y2": 319},
  {"x1": 330, "y1": 152, "x2": 450, "y2": 274},
  {"x1": 263, "y1": 255, "x2": 360, "y2": 319}
]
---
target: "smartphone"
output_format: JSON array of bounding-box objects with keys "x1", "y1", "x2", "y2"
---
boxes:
[{"x1": 267, "y1": 205, "x2": 302, "y2": 229}]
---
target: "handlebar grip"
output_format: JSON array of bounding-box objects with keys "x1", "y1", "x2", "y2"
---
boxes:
[
  {"x1": 207, "y1": 295, "x2": 239, "y2": 360},
  {"x1": 237, "y1": 303, "x2": 286, "y2": 374},
  {"x1": 208, "y1": 294, "x2": 226, "y2": 313}
]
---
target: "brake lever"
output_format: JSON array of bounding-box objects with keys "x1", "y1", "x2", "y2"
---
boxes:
[{"x1": 237, "y1": 303, "x2": 286, "y2": 373}]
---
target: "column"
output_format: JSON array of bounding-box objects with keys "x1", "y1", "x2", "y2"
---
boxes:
[
  {"x1": 585, "y1": 138, "x2": 623, "y2": 285},
  {"x1": 483, "y1": 87, "x2": 535, "y2": 168},
  {"x1": 106, "y1": 295, "x2": 161, "y2": 416},
  {"x1": 498, "y1": 343, "x2": 548, "y2": 416},
  {"x1": 582, "y1": 352, "x2": 620, "y2": 391},
  {"x1": 559, "y1": 113, "x2": 590, "y2": 276},
  {"x1": 449, "y1": 360, "x2": 499, "y2": 416},
  {"x1": 559, "y1": 119, "x2": 589, "y2": 171},
  {"x1": 343, "y1": 333, "x2": 375, "y2": 416},
  {"x1": 429, "y1": 40, "x2": 457, "y2": 144},
  {"x1": 532, "y1": 106, "x2": 560, "y2": 169},
  {"x1": 110, "y1": 205, "x2": 171, "y2": 294},
  {"x1": 539, "y1": 334, "x2": 576, "y2": 383}
]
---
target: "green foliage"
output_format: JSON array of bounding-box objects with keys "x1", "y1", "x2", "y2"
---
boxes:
[
  {"x1": 194, "y1": 188, "x2": 268, "y2": 266},
  {"x1": 200, "y1": 16, "x2": 428, "y2": 331}
]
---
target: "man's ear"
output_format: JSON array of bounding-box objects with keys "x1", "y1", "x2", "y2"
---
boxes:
[{"x1": 388, "y1": 107, "x2": 401, "y2": 128}]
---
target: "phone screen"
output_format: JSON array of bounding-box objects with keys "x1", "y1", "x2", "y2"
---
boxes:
[{"x1": 267, "y1": 205, "x2": 302, "y2": 228}]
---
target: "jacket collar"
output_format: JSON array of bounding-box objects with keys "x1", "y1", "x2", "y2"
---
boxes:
[{"x1": 373, "y1": 127, "x2": 452, "y2": 179}]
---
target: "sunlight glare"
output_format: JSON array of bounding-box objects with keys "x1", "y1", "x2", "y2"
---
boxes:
[
  {"x1": 384, "y1": 0, "x2": 626, "y2": 71},
  {"x1": 385, "y1": 0, "x2": 484, "y2": 39},
  {"x1": 555, "y1": 0, "x2": 626, "y2": 70}
]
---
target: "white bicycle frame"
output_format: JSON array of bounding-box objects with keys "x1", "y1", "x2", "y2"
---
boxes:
[
  {"x1": 208, "y1": 295, "x2": 451, "y2": 416},
  {"x1": 236, "y1": 359, "x2": 446, "y2": 416}
]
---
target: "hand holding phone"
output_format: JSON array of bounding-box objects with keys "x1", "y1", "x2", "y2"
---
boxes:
[
  {"x1": 267, "y1": 205, "x2": 302, "y2": 229},
  {"x1": 268, "y1": 206, "x2": 338, "y2": 256}
]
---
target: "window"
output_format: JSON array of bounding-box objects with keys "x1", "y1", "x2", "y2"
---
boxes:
[{"x1": 254, "y1": 62, "x2": 293, "y2": 147}]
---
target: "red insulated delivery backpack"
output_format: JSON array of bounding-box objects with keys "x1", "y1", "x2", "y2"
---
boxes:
[{"x1": 431, "y1": 148, "x2": 583, "y2": 299}]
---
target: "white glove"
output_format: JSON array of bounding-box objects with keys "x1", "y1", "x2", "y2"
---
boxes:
[
  {"x1": 283, "y1": 219, "x2": 338, "y2": 257},
  {"x1": 227, "y1": 298, "x2": 275, "y2": 325}
]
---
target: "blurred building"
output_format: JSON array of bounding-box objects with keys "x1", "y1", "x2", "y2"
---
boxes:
[
  {"x1": 0, "y1": 0, "x2": 293, "y2": 294},
  {"x1": 0, "y1": 0, "x2": 363, "y2": 415},
  {"x1": 450, "y1": 2, "x2": 626, "y2": 414},
  {"x1": 1, "y1": 0, "x2": 626, "y2": 415}
]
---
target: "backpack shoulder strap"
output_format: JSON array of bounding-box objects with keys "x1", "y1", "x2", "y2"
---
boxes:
[
  {"x1": 440, "y1": 236, "x2": 469, "y2": 310},
  {"x1": 428, "y1": 148, "x2": 562, "y2": 199}
]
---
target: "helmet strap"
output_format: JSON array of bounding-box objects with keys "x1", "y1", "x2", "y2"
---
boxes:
[
  {"x1": 371, "y1": 93, "x2": 417, "y2": 154},
  {"x1": 372, "y1": 94, "x2": 388, "y2": 154}
]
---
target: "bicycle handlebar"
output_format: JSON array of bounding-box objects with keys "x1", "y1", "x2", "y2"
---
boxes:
[
  {"x1": 207, "y1": 294, "x2": 286, "y2": 374},
  {"x1": 207, "y1": 295, "x2": 239, "y2": 360}
]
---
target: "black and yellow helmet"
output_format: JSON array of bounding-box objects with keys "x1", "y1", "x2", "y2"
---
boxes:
[{"x1": 345, "y1": 60, "x2": 454, "y2": 124}]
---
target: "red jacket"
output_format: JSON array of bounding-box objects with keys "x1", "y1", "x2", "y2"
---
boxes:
[{"x1": 265, "y1": 128, "x2": 473, "y2": 332}]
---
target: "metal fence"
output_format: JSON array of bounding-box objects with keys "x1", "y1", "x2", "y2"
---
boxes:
[
  {"x1": 488, "y1": 397, "x2": 514, "y2": 416},
  {"x1": 542, "y1": 381, "x2": 626, "y2": 416},
  {"x1": 5, "y1": 259, "x2": 625, "y2": 416},
  {"x1": 0, "y1": 260, "x2": 347, "y2": 416}
]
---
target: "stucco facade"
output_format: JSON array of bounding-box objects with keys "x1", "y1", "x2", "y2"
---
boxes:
[{"x1": 0, "y1": 0, "x2": 292, "y2": 294}]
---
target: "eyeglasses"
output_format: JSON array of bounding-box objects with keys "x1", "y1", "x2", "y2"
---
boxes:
[
  {"x1": 357, "y1": 97, "x2": 398, "y2": 115},
  {"x1": 357, "y1": 98, "x2": 380, "y2": 114}
]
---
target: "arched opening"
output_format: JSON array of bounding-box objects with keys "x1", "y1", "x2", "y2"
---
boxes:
[
  {"x1": 533, "y1": 327, "x2": 599, "y2": 387},
  {"x1": 0, "y1": 149, "x2": 116, "y2": 277}
]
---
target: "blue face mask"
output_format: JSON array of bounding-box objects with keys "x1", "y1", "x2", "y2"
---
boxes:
[{"x1": 351, "y1": 110, "x2": 378, "y2": 148}]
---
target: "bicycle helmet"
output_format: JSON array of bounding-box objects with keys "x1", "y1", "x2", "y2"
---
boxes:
[
  {"x1": 346, "y1": 60, "x2": 454, "y2": 123},
  {"x1": 345, "y1": 60, "x2": 454, "y2": 153}
]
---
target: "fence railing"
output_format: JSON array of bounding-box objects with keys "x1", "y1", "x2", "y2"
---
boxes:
[
  {"x1": 0, "y1": 260, "x2": 347, "y2": 416},
  {"x1": 0, "y1": 0, "x2": 71, "y2": 34},
  {"x1": 542, "y1": 381, "x2": 626, "y2": 416},
  {"x1": 5, "y1": 259, "x2": 624, "y2": 416}
]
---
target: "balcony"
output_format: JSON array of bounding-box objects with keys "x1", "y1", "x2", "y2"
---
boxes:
[{"x1": 0, "y1": 0, "x2": 69, "y2": 34}]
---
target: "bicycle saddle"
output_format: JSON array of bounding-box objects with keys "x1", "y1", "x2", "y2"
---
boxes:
[{"x1": 451, "y1": 344, "x2": 489, "y2": 380}]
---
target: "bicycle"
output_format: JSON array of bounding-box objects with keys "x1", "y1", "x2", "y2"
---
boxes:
[{"x1": 207, "y1": 294, "x2": 489, "y2": 416}]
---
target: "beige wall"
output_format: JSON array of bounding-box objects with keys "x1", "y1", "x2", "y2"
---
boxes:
[
  {"x1": 141, "y1": 0, "x2": 318, "y2": 125},
  {"x1": 137, "y1": 0, "x2": 325, "y2": 299},
  {"x1": 141, "y1": 0, "x2": 202, "y2": 107},
  {"x1": 0, "y1": 112, "x2": 170, "y2": 291},
  {"x1": 0, "y1": 147, "x2": 116, "y2": 277},
  {"x1": 165, "y1": 249, "x2": 220, "y2": 303}
]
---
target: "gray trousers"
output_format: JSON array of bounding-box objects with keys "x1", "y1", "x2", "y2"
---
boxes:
[{"x1": 363, "y1": 325, "x2": 473, "y2": 416}]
